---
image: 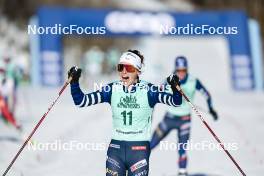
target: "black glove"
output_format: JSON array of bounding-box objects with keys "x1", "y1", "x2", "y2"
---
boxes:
[
  {"x1": 209, "y1": 107, "x2": 218, "y2": 121},
  {"x1": 68, "y1": 66, "x2": 82, "y2": 84},
  {"x1": 167, "y1": 74, "x2": 180, "y2": 93}
]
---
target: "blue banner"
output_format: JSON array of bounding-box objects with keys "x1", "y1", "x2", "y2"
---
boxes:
[{"x1": 35, "y1": 7, "x2": 254, "y2": 90}]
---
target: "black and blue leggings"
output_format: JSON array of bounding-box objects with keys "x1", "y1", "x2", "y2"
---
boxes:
[
  {"x1": 150, "y1": 112, "x2": 191, "y2": 169},
  {"x1": 106, "y1": 139, "x2": 150, "y2": 176}
]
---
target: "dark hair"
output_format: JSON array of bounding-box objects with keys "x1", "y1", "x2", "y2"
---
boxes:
[{"x1": 128, "y1": 49, "x2": 144, "y2": 64}]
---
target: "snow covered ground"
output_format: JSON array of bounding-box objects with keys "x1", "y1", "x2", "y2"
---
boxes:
[{"x1": 0, "y1": 83, "x2": 263, "y2": 176}]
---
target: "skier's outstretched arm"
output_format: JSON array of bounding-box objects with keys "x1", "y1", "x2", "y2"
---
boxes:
[
  {"x1": 196, "y1": 79, "x2": 212, "y2": 108},
  {"x1": 68, "y1": 66, "x2": 111, "y2": 108},
  {"x1": 196, "y1": 79, "x2": 218, "y2": 120},
  {"x1": 71, "y1": 83, "x2": 111, "y2": 107}
]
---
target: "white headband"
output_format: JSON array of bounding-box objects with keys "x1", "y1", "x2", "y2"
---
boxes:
[{"x1": 119, "y1": 52, "x2": 142, "y2": 71}]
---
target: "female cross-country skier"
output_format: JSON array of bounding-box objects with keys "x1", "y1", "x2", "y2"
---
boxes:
[
  {"x1": 150, "y1": 56, "x2": 218, "y2": 176},
  {"x1": 68, "y1": 49, "x2": 182, "y2": 176}
]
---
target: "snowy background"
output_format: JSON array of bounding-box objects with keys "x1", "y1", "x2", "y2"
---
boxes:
[
  {"x1": 0, "y1": 0, "x2": 264, "y2": 175},
  {"x1": 0, "y1": 36, "x2": 263, "y2": 176}
]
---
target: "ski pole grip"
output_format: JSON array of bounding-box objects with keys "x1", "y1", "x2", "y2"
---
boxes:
[
  {"x1": 176, "y1": 84, "x2": 182, "y2": 92},
  {"x1": 67, "y1": 76, "x2": 73, "y2": 84}
]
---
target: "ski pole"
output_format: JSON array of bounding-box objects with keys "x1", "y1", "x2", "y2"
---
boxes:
[
  {"x1": 175, "y1": 85, "x2": 246, "y2": 176},
  {"x1": 2, "y1": 77, "x2": 72, "y2": 176}
]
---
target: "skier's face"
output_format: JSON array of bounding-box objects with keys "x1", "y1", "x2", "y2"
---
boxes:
[
  {"x1": 118, "y1": 63, "x2": 139, "y2": 86},
  {"x1": 176, "y1": 69, "x2": 187, "y2": 80}
]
